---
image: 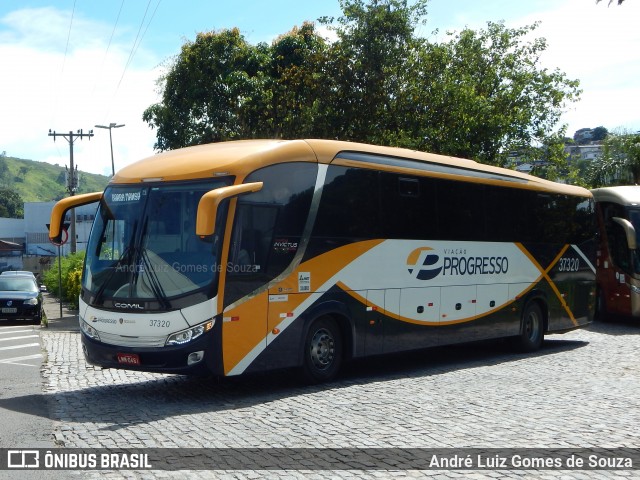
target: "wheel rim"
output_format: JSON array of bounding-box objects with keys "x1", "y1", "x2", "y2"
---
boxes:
[
  {"x1": 309, "y1": 328, "x2": 335, "y2": 371},
  {"x1": 524, "y1": 308, "x2": 541, "y2": 342}
]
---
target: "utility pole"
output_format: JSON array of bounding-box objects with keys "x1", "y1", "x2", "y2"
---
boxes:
[
  {"x1": 48, "y1": 129, "x2": 94, "y2": 253},
  {"x1": 95, "y1": 123, "x2": 124, "y2": 176}
]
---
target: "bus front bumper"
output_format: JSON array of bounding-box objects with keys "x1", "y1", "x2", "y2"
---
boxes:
[{"x1": 80, "y1": 328, "x2": 222, "y2": 376}]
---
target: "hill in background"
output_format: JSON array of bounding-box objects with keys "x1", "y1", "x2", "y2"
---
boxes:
[{"x1": 0, "y1": 155, "x2": 110, "y2": 202}]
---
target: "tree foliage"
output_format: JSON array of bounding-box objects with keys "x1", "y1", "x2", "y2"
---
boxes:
[
  {"x1": 144, "y1": 0, "x2": 581, "y2": 169},
  {"x1": 143, "y1": 28, "x2": 269, "y2": 149},
  {"x1": 395, "y1": 21, "x2": 580, "y2": 165},
  {"x1": 42, "y1": 251, "x2": 85, "y2": 308},
  {"x1": 0, "y1": 158, "x2": 8, "y2": 178},
  {"x1": 591, "y1": 126, "x2": 608, "y2": 142},
  {"x1": 315, "y1": 0, "x2": 428, "y2": 143},
  {"x1": 587, "y1": 130, "x2": 640, "y2": 187},
  {"x1": 0, "y1": 188, "x2": 24, "y2": 218}
]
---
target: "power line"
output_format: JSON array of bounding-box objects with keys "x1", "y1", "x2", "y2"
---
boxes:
[
  {"x1": 106, "y1": 0, "x2": 162, "y2": 120},
  {"x1": 115, "y1": 0, "x2": 153, "y2": 92},
  {"x1": 106, "y1": 0, "x2": 162, "y2": 119},
  {"x1": 61, "y1": 0, "x2": 77, "y2": 77},
  {"x1": 50, "y1": 0, "x2": 78, "y2": 128},
  {"x1": 91, "y1": 0, "x2": 125, "y2": 101},
  {"x1": 105, "y1": 0, "x2": 125, "y2": 58}
]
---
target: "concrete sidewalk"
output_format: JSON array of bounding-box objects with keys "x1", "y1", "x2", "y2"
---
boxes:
[{"x1": 41, "y1": 292, "x2": 79, "y2": 332}]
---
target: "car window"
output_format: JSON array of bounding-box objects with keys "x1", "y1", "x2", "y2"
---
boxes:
[{"x1": 0, "y1": 277, "x2": 37, "y2": 292}]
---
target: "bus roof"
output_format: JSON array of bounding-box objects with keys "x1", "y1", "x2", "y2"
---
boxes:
[
  {"x1": 112, "y1": 139, "x2": 591, "y2": 197},
  {"x1": 591, "y1": 186, "x2": 640, "y2": 205}
]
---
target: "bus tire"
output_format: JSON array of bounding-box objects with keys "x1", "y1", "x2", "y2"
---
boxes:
[
  {"x1": 512, "y1": 301, "x2": 544, "y2": 352},
  {"x1": 302, "y1": 316, "x2": 342, "y2": 383}
]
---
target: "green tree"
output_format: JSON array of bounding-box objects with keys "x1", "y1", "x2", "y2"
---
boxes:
[
  {"x1": 144, "y1": 0, "x2": 581, "y2": 172},
  {"x1": 0, "y1": 188, "x2": 23, "y2": 218},
  {"x1": 513, "y1": 130, "x2": 575, "y2": 182},
  {"x1": 317, "y1": 0, "x2": 429, "y2": 143},
  {"x1": 42, "y1": 251, "x2": 85, "y2": 308},
  {"x1": 0, "y1": 157, "x2": 8, "y2": 180},
  {"x1": 591, "y1": 126, "x2": 608, "y2": 142},
  {"x1": 587, "y1": 130, "x2": 640, "y2": 187},
  {"x1": 397, "y1": 21, "x2": 580, "y2": 166},
  {"x1": 143, "y1": 28, "x2": 271, "y2": 149},
  {"x1": 264, "y1": 22, "x2": 330, "y2": 138}
]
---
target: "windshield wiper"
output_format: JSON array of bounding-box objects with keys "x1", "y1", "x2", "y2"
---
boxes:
[{"x1": 139, "y1": 248, "x2": 171, "y2": 310}]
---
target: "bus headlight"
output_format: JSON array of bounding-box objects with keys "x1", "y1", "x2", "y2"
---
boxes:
[
  {"x1": 80, "y1": 320, "x2": 101, "y2": 341},
  {"x1": 23, "y1": 298, "x2": 39, "y2": 306},
  {"x1": 165, "y1": 319, "x2": 215, "y2": 346}
]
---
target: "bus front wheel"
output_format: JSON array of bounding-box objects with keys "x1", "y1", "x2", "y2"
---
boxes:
[
  {"x1": 512, "y1": 301, "x2": 544, "y2": 352},
  {"x1": 302, "y1": 316, "x2": 342, "y2": 383}
]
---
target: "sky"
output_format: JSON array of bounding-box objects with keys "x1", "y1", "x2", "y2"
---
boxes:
[{"x1": 0, "y1": 0, "x2": 638, "y2": 177}]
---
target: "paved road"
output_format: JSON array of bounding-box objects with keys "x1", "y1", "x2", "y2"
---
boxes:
[
  {"x1": 0, "y1": 324, "x2": 42, "y2": 368},
  {"x1": 3, "y1": 295, "x2": 640, "y2": 479},
  {"x1": 0, "y1": 321, "x2": 56, "y2": 480}
]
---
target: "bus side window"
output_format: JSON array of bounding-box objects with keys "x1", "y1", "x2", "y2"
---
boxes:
[
  {"x1": 225, "y1": 163, "x2": 317, "y2": 306},
  {"x1": 437, "y1": 180, "x2": 486, "y2": 241},
  {"x1": 228, "y1": 204, "x2": 277, "y2": 274},
  {"x1": 305, "y1": 166, "x2": 380, "y2": 260},
  {"x1": 379, "y1": 172, "x2": 437, "y2": 240}
]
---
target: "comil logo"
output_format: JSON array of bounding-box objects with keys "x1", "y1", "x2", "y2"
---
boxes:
[{"x1": 406, "y1": 247, "x2": 442, "y2": 280}]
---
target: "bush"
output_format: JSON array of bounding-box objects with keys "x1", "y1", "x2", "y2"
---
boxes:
[{"x1": 42, "y1": 252, "x2": 85, "y2": 309}]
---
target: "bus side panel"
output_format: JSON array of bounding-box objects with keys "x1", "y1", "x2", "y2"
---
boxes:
[
  {"x1": 224, "y1": 238, "x2": 594, "y2": 376},
  {"x1": 221, "y1": 291, "x2": 269, "y2": 376},
  {"x1": 435, "y1": 307, "x2": 518, "y2": 348},
  {"x1": 523, "y1": 241, "x2": 596, "y2": 331},
  {"x1": 548, "y1": 274, "x2": 595, "y2": 330},
  {"x1": 244, "y1": 288, "x2": 364, "y2": 374}
]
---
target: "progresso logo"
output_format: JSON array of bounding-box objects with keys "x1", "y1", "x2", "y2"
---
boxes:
[
  {"x1": 406, "y1": 247, "x2": 442, "y2": 280},
  {"x1": 407, "y1": 246, "x2": 510, "y2": 281}
]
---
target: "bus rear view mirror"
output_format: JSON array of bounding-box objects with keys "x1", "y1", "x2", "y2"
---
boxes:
[
  {"x1": 49, "y1": 192, "x2": 103, "y2": 244},
  {"x1": 613, "y1": 217, "x2": 637, "y2": 250},
  {"x1": 196, "y1": 182, "x2": 263, "y2": 237}
]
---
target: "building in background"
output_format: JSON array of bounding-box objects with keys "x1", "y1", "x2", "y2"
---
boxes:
[
  {"x1": 0, "y1": 202, "x2": 98, "y2": 279},
  {"x1": 0, "y1": 217, "x2": 25, "y2": 273}
]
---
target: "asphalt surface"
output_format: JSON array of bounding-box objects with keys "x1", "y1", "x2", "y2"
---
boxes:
[
  {"x1": 0, "y1": 295, "x2": 76, "y2": 480},
  {"x1": 1, "y1": 294, "x2": 640, "y2": 479}
]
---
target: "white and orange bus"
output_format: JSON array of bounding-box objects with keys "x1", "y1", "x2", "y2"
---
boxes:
[
  {"x1": 592, "y1": 186, "x2": 640, "y2": 319},
  {"x1": 50, "y1": 139, "x2": 596, "y2": 382}
]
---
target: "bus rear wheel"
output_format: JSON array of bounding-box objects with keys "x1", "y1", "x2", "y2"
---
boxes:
[
  {"x1": 512, "y1": 301, "x2": 544, "y2": 352},
  {"x1": 302, "y1": 316, "x2": 342, "y2": 383}
]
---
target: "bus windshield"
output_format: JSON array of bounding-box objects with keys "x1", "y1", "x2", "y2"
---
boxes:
[{"x1": 83, "y1": 179, "x2": 231, "y2": 309}]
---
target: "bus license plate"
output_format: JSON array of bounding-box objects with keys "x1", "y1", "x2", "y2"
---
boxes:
[
  {"x1": 1, "y1": 308, "x2": 17, "y2": 313},
  {"x1": 117, "y1": 353, "x2": 140, "y2": 366}
]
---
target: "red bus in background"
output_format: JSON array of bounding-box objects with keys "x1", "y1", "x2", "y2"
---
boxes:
[{"x1": 592, "y1": 186, "x2": 640, "y2": 319}]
